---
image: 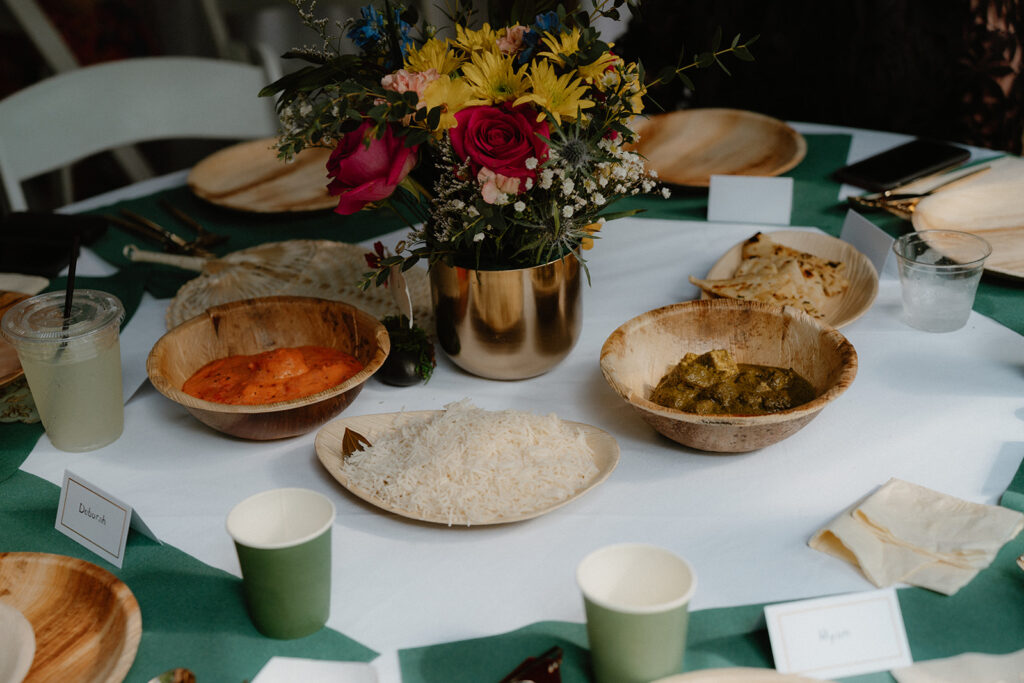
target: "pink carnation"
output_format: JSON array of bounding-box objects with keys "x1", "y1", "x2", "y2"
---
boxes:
[
  {"x1": 381, "y1": 69, "x2": 440, "y2": 107},
  {"x1": 477, "y1": 167, "x2": 521, "y2": 204},
  {"x1": 497, "y1": 25, "x2": 529, "y2": 55}
]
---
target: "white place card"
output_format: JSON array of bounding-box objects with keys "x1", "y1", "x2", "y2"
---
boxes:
[
  {"x1": 840, "y1": 209, "x2": 898, "y2": 278},
  {"x1": 55, "y1": 470, "x2": 158, "y2": 568},
  {"x1": 252, "y1": 657, "x2": 377, "y2": 683},
  {"x1": 707, "y1": 175, "x2": 794, "y2": 225},
  {"x1": 764, "y1": 588, "x2": 912, "y2": 679}
]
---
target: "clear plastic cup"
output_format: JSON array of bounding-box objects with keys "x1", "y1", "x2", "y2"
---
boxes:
[
  {"x1": 892, "y1": 230, "x2": 991, "y2": 332},
  {"x1": 1, "y1": 289, "x2": 125, "y2": 451}
]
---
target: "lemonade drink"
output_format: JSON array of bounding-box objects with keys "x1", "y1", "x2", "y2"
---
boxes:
[{"x1": 2, "y1": 290, "x2": 125, "y2": 451}]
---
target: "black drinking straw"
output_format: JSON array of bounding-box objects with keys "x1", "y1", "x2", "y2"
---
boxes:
[
  {"x1": 57, "y1": 231, "x2": 81, "y2": 355},
  {"x1": 63, "y1": 231, "x2": 80, "y2": 321}
]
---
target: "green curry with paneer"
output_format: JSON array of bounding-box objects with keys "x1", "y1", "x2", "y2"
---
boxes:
[{"x1": 650, "y1": 349, "x2": 816, "y2": 415}]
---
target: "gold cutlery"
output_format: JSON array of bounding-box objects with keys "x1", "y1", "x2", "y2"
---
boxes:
[
  {"x1": 846, "y1": 163, "x2": 991, "y2": 219},
  {"x1": 104, "y1": 210, "x2": 213, "y2": 257}
]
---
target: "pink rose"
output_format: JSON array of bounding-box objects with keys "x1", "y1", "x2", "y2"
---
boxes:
[
  {"x1": 326, "y1": 121, "x2": 418, "y2": 215},
  {"x1": 497, "y1": 25, "x2": 529, "y2": 55},
  {"x1": 449, "y1": 104, "x2": 549, "y2": 187},
  {"x1": 381, "y1": 68, "x2": 440, "y2": 107}
]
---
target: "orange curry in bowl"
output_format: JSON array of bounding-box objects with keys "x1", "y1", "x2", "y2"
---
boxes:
[{"x1": 182, "y1": 346, "x2": 364, "y2": 405}]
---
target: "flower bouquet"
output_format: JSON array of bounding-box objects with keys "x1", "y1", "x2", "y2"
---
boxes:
[{"x1": 262, "y1": 0, "x2": 756, "y2": 283}]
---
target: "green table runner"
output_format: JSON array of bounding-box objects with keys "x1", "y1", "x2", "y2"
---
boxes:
[
  {"x1": 3, "y1": 133, "x2": 1022, "y2": 681},
  {"x1": 399, "y1": 463, "x2": 1024, "y2": 682},
  {"x1": 0, "y1": 133, "x2": 861, "y2": 480},
  {"x1": 0, "y1": 470, "x2": 376, "y2": 682},
  {"x1": 76, "y1": 133, "x2": 1022, "y2": 334}
]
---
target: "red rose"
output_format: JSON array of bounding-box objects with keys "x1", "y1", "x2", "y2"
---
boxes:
[
  {"x1": 326, "y1": 121, "x2": 418, "y2": 215},
  {"x1": 449, "y1": 104, "x2": 549, "y2": 186}
]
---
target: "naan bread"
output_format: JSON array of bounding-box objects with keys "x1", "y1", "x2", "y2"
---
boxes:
[
  {"x1": 689, "y1": 233, "x2": 848, "y2": 318},
  {"x1": 738, "y1": 232, "x2": 848, "y2": 296}
]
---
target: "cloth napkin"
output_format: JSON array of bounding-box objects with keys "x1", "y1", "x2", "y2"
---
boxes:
[
  {"x1": 891, "y1": 649, "x2": 1024, "y2": 682},
  {"x1": 809, "y1": 478, "x2": 1024, "y2": 595}
]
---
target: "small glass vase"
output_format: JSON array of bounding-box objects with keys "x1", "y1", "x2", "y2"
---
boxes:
[{"x1": 429, "y1": 253, "x2": 582, "y2": 380}]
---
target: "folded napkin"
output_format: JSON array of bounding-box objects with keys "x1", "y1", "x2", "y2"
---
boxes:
[
  {"x1": 892, "y1": 648, "x2": 1024, "y2": 682},
  {"x1": 809, "y1": 478, "x2": 1024, "y2": 595}
]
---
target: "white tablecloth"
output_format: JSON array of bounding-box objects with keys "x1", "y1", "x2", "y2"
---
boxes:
[{"x1": 21, "y1": 126, "x2": 1023, "y2": 682}]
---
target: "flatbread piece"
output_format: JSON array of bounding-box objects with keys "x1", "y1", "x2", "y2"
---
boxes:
[{"x1": 689, "y1": 232, "x2": 849, "y2": 318}]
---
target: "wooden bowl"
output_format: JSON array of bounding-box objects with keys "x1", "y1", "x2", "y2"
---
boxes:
[
  {"x1": 600, "y1": 300, "x2": 857, "y2": 453},
  {"x1": 147, "y1": 296, "x2": 389, "y2": 440}
]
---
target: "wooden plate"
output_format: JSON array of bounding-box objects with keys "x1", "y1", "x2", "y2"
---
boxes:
[
  {"x1": 912, "y1": 156, "x2": 1024, "y2": 280},
  {"x1": 315, "y1": 411, "x2": 619, "y2": 526},
  {"x1": 187, "y1": 137, "x2": 336, "y2": 212},
  {"x1": 629, "y1": 109, "x2": 807, "y2": 186},
  {"x1": 0, "y1": 552, "x2": 142, "y2": 683},
  {"x1": 655, "y1": 669, "x2": 831, "y2": 682},
  {"x1": 0, "y1": 292, "x2": 30, "y2": 388},
  {"x1": 701, "y1": 230, "x2": 879, "y2": 328},
  {"x1": 165, "y1": 240, "x2": 433, "y2": 331}
]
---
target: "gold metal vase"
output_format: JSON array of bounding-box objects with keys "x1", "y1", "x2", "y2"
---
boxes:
[{"x1": 430, "y1": 253, "x2": 582, "y2": 380}]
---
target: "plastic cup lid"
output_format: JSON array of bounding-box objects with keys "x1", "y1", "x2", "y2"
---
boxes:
[{"x1": 0, "y1": 289, "x2": 124, "y2": 346}]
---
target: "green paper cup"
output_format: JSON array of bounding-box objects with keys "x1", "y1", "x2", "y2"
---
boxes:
[
  {"x1": 577, "y1": 543, "x2": 697, "y2": 683},
  {"x1": 226, "y1": 488, "x2": 335, "y2": 639}
]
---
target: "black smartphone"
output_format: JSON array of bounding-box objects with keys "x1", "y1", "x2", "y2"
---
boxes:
[{"x1": 832, "y1": 139, "x2": 970, "y2": 192}]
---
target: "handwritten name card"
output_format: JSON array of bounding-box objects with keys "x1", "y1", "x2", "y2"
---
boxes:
[
  {"x1": 55, "y1": 470, "x2": 158, "y2": 568},
  {"x1": 764, "y1": 587, "x2": 912, "y2": 679}
]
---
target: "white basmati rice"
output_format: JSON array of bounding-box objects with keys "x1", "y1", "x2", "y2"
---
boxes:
[{"x1": 339, "y1": 399, "x2": 599, "y2": 525}]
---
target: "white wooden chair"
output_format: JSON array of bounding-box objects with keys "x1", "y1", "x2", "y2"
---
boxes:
[{"x1": 0, "y1": 56, "x2": 280, "y2": 211}]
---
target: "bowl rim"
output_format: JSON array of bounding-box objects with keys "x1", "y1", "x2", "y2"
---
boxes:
[
  {"x1": 146, "y1": 295, "x2": 390, "y2": 414},
  {"x1": 599, "y1": 299, "x2": 858, "y2": 424}
]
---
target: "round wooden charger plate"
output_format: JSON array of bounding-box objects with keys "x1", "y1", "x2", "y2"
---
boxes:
[
  {"x1": 629, "y1": 109, "x2": 807, "y2": 186},
  {"x1": 912, "y1": 157, "x2": 1024, "y2": 280},
  {"x1": 315, "y1": 410, "x2": 619, "y2": 526},
  {"x1": 702, "y1": 230, "x2": 879, "y2": 328},
  {"x1": 0, "y1": 291, "x2": 30, "y2": 388},
  {"x1": 655, "y1": 668, "x2": 831, "y2": 683},
  {"x1": 0, "y1": 552, "x2": 142, "y2": 683},
  {"x1": 187, "y1": 137, "x2": 336, "y2": 212},
  {"x1": 165, "y1": 240, "x2": 433, "y2": 331}
]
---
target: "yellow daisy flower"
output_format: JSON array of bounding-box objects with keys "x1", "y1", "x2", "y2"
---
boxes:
[
  {"x1": 619, "y1": 62, "x2": 647, "y2": 115},
  {"x1": 461, "y1": 50, "x2": 529, "y2": 105},
  {"x1": 577, "y1": 51, "x2": 619, "y2": 89},
  {"x1": 536, "y1": 28, "x2": 581, "y2": 67},
  {"x1": 452, "y1": 23, "x2": 500, "y2": 54},
  {"x1": 405, "y1": 38, "x2": 463, "y2": 75},
  {"x1": 421, "y1": 76, "x2": 476, "y2": 131},
  {"x1": 514, "y1": 60, "x2": 593, "y2": 124}
]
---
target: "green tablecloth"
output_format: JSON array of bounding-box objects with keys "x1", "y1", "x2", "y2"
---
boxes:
[
  {"x1": 2, "y1": 133, "x2": 1022, "y2": 681},
  {"x1": 0, "y1": 470, "x2": 376, "y2": 682},
  {"x1": 398, "y1": 466, "x2": 1024, "y2": 682},
  {"x1": 74, "y1": 133, "x2": 1024, "y2": 337}
]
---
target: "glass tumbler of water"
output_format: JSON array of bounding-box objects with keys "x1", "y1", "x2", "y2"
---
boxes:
[
  {"x1": 891, "y1": 230, "x2": 991, "y2": 333},
  {"x1": 1, "y1": 289, "x2": 125, "y2": 451}
]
